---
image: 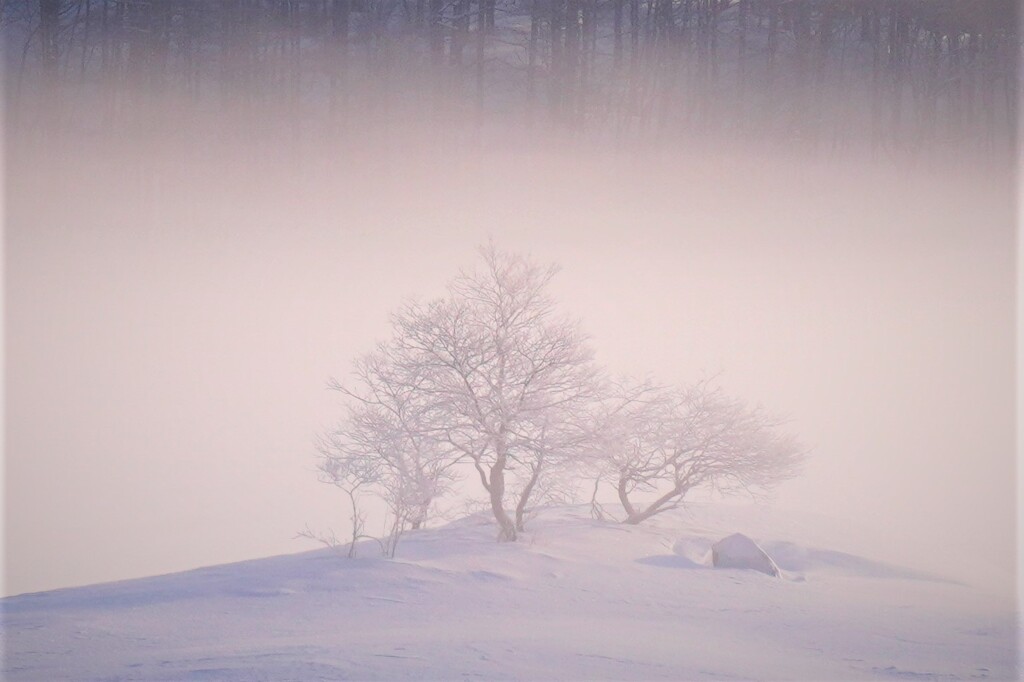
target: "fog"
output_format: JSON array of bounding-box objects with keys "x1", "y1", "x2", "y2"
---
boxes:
[
  {"x1": 2, "y1": 0, "x2": 1018, "y2": 611},
  {"x1": 5, "y1": 117, "x2": 1015, "y2": 598}
]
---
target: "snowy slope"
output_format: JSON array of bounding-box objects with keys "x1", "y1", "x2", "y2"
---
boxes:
[{"x1": 2, "y1": 505, "x2": 1017, "y2": 681}]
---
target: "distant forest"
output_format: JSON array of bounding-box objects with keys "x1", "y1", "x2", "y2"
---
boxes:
[{"x1": 3, "y1": 1, "x2": 1018, "y2": 158}]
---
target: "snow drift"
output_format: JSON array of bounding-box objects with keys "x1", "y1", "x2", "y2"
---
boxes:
[{"x1": 1, "y1": 505, "x2": 1016, "y2": 681}]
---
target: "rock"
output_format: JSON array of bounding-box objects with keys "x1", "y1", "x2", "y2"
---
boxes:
[{"x1": 711, "y1": 533, "x2": 780, "y2": 577}]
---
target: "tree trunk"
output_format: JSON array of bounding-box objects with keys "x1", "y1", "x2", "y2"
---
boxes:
[
  {"x1": 475, "y1": 0, "x2": 486, "y2": 129},
  {"x1": 616, "y1": 475, "x2": 637, "y2": 520},
  {"x1": 564, "y1": 0, "x2": 579, "y2": 124},
  {"x1": 40, "y1": 0, "x2": 60, "y2": 80},
  {"x1": 527, "y1": 0, "x2": 538, "y2": 121},
  {"x1": 618, "y1": 476, "x2": 684, "y2": 525},
  {"x1": 629, "y1": 0, "x2": 639, "y2": 69},
  {"x1": 329, "y1": 0, "x2": 351, "y2": 128},
  {"x1": 549, "y1": 0, "x2": 564, "y2": 117},
  {"x1": 613, "y1": 0, "x2": 623, "y2": 67},
  {"x1": 484, "y1": 0, "x2": 495, "y2": 31},
  {"x1": 430, "y1": 0, "x2": 444, "y2": 64},
  {"x1": 514, "y1": 464, "x2": 542, "y2": 532},
  {"x1": 452, "y1": 0, "x2": 470, "y2": 65},
  {"x1": 489, "y1": 461, "x2": 517, "y2": 541}
]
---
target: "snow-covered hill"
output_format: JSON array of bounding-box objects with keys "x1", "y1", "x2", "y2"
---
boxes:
[{"x1": 2, "y1": 505, "x2": 1017, "y2": 681}]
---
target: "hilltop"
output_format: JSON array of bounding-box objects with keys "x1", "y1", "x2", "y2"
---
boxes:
[{"x1": 2, "y1": 504, "x2": 1016, "y2": 680}]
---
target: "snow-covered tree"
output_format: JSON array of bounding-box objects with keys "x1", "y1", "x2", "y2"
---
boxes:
[
  {"x1": 314, "y1": 434, "x2": 378, "y2": 558},
  {"x1": 318, "y1": 245, "x2": 801, "y2": 545},
  {"x1": 602, "y1": 378, "x2": 804, "y2": 525},
  {"x1": 319, "y1": 341, "x2": 459, "y2": 556},
  {"x1": 389, "y1": 245, "x2": 600, "y2": 541}
]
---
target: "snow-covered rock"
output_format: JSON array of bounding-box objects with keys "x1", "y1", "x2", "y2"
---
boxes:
[{"x1": 711, "y1": 533, "x2": 780, "y2": 577}]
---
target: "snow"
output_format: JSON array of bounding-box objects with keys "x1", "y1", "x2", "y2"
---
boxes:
[{"x1": 1, "y1": 504, "x2": 1017, "y2": 681}]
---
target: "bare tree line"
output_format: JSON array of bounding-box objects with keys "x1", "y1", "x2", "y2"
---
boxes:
[{"x1": 3, "y1": 0, "x2": 1018, "y2": 156}]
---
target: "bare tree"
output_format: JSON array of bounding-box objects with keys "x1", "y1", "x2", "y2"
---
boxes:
[
  {"x1": 317, "y1": 249, "x2": 802, "y2": 544},
  {"x1": 318, "y1": 341, "x2": 459, "y2": 556},
  {"x1": 329, "y1": 342, "x2": 460, "y2": 530},
  {"x1": 509, "y1": 409, "x2": 597, "y2": 532},
  {"x1": 389, "y1": 245, "x2": 600, "y2": 541},
  {"x1": 603, "y1": 378, "x2": 804, "y2": 525},
  {"x1": 38, "y1": 0, "x2": 59, "y2": 79},
  {"x1": 315, "y1": 436, "x2": 378, "y2": 557}
]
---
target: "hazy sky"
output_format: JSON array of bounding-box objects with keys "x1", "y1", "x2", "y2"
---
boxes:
[{"x1": 5, "y1": 142, "x2": 1016, "y2": 598}]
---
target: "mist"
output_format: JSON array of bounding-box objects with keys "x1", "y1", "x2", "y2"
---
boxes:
[
  {"x1": 2, "y1": 0, "x2": 1018, "y2": 638},
  {"x1": 4, "y1": 4, "x2": 1020, "y2": 677},
  {"x1": 6, "y1": 121, "x2": 1015, "y2": 599}
]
